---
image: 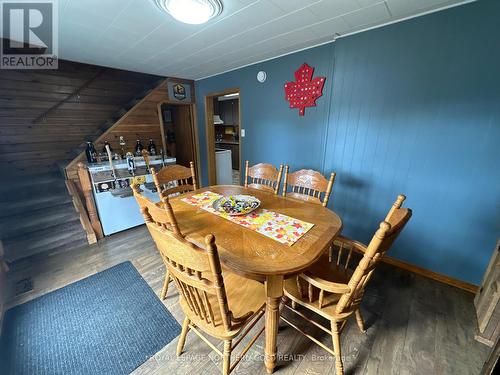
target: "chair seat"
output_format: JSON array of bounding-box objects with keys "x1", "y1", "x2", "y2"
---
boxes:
[
  {"x1": 306, "y1": 254, "x2": 353, "y2": 284},
  {"x1": 179, "y1": 271, "x2": 265, "y2": 339},
  {"x1": 284, "y1": 254, "x2": 354, "y2": 320},
  {"x1": 285, "y1": 192, "x2": 322, "y2": 205},
  {"x1": 247, "y1": 183, "x2": 275, "y2": 193}
]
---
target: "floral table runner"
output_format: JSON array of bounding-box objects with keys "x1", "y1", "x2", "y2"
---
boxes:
[{"x1": 181, "y1": 191, "x2": 314, "y2": 246}]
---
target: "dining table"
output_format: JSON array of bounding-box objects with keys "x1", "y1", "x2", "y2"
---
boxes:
[{"x1": 169, "y1": 185, "x2": 343, "y2": 374}]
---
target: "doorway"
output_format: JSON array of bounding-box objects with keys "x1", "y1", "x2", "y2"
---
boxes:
[
  {"x1": 204, "y1": 88, "x2": 242, "y2": 186},
  {"x1": 158, "y1": 102, "x2": 198, "y2": 169}
]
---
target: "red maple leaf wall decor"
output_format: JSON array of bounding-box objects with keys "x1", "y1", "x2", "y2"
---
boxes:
[{"x1": 284, "y1": 63, "x2": 326, "y2": 116}]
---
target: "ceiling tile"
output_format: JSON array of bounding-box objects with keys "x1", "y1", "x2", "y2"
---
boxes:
[
  {"x1": 93, "y1": 27, "x2": 141, "y2": 54},
  {"x1": 62, "y1": 9, "x2": 115, "y2": 31},
  {"x1": 202, "y1": 28, "x2": 318, "y2": 68},
  {"x1": 134, "y1": 23, "x2": 196, "y2": 52},
  {"x1": 52, "y1": 0, "x2": 471, "y2": 79},
  {"x1": 110, "y1": 0, "x2": 168, "y2": 35},
  {"x1": 309, "y1": 16, "x2": 351, "y2": 38},
  {"x1": 65, "y1": 0, "x2": 129, "y2": 18},
  {"x1": 189, "y1": 7, "x2": 318, "y2": 57},
  {"x1": 385, "y1": 0, "x2": 460, "y2": 17},
  {"x1": 198, "y1": 1, "x2": 284, "y2": 40},
  {"x1": 218, "y1": 0, "x2": 261, "y2": 16},
  {"x1": 308, "y1": 0, "x2": 362, "y2": 20},
  {"x1": 152, "y1": 1, "x2": 284, "y2": 57},
  {"x1": 59, "y1": 23, "x2": 98, "y2": 53},
  {"x1": 269, "y1": 0, "x2": 319, "y2": 12},
  {"x1": 356, "y1": 0, "x2": 385, "y2": 7},
  {"x1": 342, "y1": 2, "x2": 391, "y2": 28},
  {"x1": 190, "y1": 33, "x2": 334, "y2": 79}
]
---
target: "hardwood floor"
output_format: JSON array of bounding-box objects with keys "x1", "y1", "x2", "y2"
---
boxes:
[{"x1": 4, "y1": 225, "x2": 490, "y2": 374}]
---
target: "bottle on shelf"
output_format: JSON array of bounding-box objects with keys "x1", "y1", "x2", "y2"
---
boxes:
[
  {"x1": 119, "y1": 136, "x2": 126, "y2": 159},
  {"x1": 85, "y1": 141, "x2": 97, "y2": 163},
  {"x1": 102, "y1": 140, "x2": 113, "y2": 154},
  {"x1": 134, "y1": 139, "x2": 144, "y2": 157},
  {"x1": 148, "y1": 139, "x2": 157, "y2": 156},
  {"x1": 102, "y1": 141, "x2": 113, "y2": 161}
]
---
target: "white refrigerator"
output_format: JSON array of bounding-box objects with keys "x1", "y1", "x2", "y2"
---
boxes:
[{"x1": 215, "y1": 149, "x2": 232, "y2": 185}]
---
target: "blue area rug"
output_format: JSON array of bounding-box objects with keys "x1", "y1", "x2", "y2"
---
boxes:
[{"x1": 0, "y1": 261, "x2": 180, "y2": 375}]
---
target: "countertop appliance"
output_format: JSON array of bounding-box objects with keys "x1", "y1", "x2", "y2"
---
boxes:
[
  {"x1": 215, "y1": 148, "x2": 232, "y2": 185},
  {"x1": 88, "y1": 156, "x2": 176, "y2": 235}
]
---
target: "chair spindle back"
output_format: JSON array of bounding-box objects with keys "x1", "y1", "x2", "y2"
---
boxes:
[
  {"x1": 335, "y1": 195, "x2": 411, "y2": 314},
  {"x1": 134, "y1": 187, "x2": 236, "y2": 332},
  {"x1": 282, "y1": 167, "x2": 335, "y2": 207},
  {"x1": 244, "y1": 161, "x2": 283, "y2": 195},
  {"x1": 132, "y1": 184, "x2": 181, "y2": 235},
  {"x1": 298, "y1": 195, "x2": 411, "y2": 313},
  {"x1": 151, "y1": 162, "x2": 197, "y2": 200}
]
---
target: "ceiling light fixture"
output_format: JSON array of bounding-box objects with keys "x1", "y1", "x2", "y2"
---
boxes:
[{"x1": 154, "y1": 0, "x2": 223, "y2": 25}]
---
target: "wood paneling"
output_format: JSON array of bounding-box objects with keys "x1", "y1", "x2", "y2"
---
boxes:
[
  {"x1": 195, "y1": 1, "x2": 500, "y2": 286},
  {"x1": 171, "y1": 105, "x2": 196, "y2": 168},
  {"x1": 65, "y1": 79, "x2": 196, "y2": 182},
  {"x1": 0, "y1": 241, "x2": 6, "y2": 333},
  {"x1": 65, "y1": 81, "x2": 164, "y2": 181},
  {"x1": 0, "y1": 60, "x2": 161, "y2": 174}
]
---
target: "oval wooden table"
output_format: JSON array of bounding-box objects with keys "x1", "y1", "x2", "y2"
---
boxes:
[{"x1": 169, "y1": 185, "x2": 343, "y2": 373}]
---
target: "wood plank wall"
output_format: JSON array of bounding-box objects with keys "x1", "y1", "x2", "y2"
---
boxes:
[
  {"x1": 0, "y1": 241, "x2": 7, "y2": 334},
  {"x1": 65, "y1": 79, "x2": 195, "y2": 183},
  {"x1": 0, "y1": 59, "x2": 161, "y2": 174}
]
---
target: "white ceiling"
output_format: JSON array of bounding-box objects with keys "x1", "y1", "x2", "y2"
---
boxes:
[{"x1": 52, "y1": 0, "x2": 473, "y2": 80}]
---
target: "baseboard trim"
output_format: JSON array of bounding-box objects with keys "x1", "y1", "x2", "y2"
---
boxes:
[{"x1": 383, "y1": 256, "x2": 479, "y2": 294}]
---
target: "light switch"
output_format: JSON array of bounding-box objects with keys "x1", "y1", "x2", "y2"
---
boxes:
[{"x1": 241, "y1": 129, "x2": 245, "y2": 137}]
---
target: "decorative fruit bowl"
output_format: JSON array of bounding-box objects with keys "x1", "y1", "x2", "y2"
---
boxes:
[{"x1": 212, "y1": 195, "x2": 261, "y2": 216}]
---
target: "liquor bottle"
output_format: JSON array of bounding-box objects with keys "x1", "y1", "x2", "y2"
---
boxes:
[
  {"x1": 85, "y1": 141, "x2": 97, "y2": 163},
  {"x1": 134, "y1": 140, "x2": 144, "y2": 157},
  {"x1": 102, "y1": 140, "x2": 113, "y2": 154},
  {"x1": 126, "y1": 152, "x2": 136, "y2": 176},
  {"x1": 148, "y1": 139, "x2": 157, "y2": 156},
  {"x1": 119, "y1": 136, "x2": 126, "y2": 159}
]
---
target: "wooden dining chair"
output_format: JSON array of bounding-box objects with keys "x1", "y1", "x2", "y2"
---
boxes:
[
  {"x1": 282, "y1": 195, "x2": 411, "y2": 375},
  {"x1": 151, "y1": 162, "x2": 198, "y2": 201},
  {"x1": 132, "y1": 184, "x2": 182, "y2": 301},
  {"x1": 282, "y1": 166, "x2": 335, "y2": 207},
  {"x1": 244, "y1": 160, "x2": 284, "y2": 195},
  {"x1": 137, "y1": 189, "x2": 266, "y2": 375}
]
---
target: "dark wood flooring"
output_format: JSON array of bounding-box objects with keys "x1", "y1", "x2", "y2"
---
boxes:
[{"x1": 4, "y1": 226, "x2": 490, "y2": 374}]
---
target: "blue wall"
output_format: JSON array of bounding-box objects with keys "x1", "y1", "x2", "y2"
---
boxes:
[{"x1": 195, "y1": 0, "x2": 500, "y2": 285}]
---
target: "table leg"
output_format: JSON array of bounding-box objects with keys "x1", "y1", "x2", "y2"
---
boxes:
[{"x1": 264, "y1": 275, "x2": 284, "y2": 374}]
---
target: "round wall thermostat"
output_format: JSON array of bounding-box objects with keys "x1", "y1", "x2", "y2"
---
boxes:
[{"x1": 257, "y1": 71, "x2": 266, "y2": 83}]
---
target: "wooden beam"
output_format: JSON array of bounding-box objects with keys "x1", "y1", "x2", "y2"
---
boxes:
[
  {"x1": 0, "y1": 240, "x2": 8, "y2": 337},
  {"x1": 65, "y1": 179, "x2": 97, "y2": 244},
  {"x1": 76, "y1": 163, "x2": 103, "y2": 240}
]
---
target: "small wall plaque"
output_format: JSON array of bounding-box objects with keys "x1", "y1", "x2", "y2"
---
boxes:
[{"x1": 167, "y1": 81, "x2": 192, "y2": 103}]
